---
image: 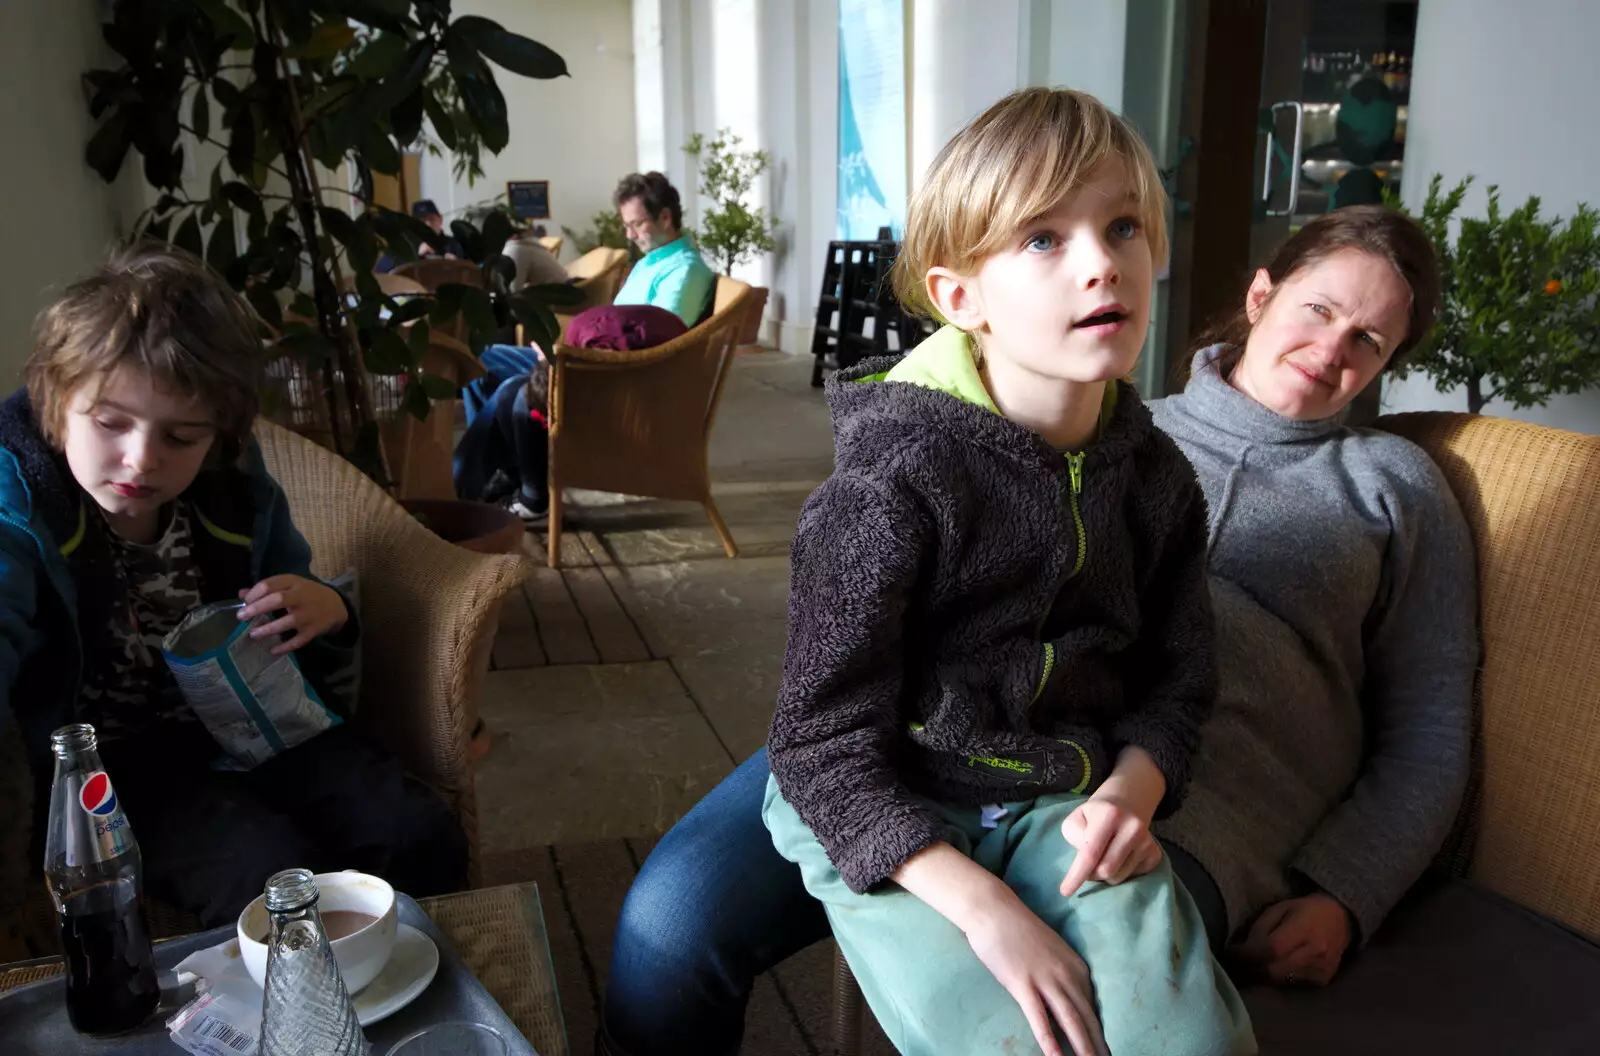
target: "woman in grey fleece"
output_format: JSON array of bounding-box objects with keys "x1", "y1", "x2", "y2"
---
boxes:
[{"x1": 598, "y1": 206, "x2": 1477, "y2": 1054}]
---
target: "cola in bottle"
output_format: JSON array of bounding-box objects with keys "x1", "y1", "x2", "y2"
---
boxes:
[{"x1": 43, "y1": 723, "x2": 159, "y2": 1035}]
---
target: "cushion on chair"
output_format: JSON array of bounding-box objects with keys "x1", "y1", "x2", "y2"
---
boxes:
[
  {"x1": 1240, "y1": 877, "x2": 1600, "y2": 1054},
  {"x1": 563, "y1": 304, "x2": 688, "y2": 350}
]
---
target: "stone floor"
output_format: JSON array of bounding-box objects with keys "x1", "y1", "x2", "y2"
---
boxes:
[{"x1": 474, "y1": 347, "x2": 829, "y2": 863}]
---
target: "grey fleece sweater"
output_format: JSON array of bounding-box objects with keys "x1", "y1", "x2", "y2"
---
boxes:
[
  {"x1": 770, "y1": 336, "x2": 1214, "y2": 895},
  {"x1": 1150, "y1": 346, "x2": 1477, "y2": 943}
]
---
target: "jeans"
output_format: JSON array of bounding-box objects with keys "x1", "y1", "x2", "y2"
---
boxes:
[
  {"x1": 463, "y1": 344, "x2": 541, "y2": 428},
  {"x1": 600, "y1": 747, "x2": 1230, "y2": 1055}
]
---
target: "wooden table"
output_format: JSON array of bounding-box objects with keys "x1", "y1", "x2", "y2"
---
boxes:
[{"x1": 0, "y1": 881, "x2": 567, "y2": 1056}]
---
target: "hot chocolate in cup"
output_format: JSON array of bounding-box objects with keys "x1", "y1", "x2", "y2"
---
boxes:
[{"x1": 237, "y1": 870, "x2": 399, "y2": 994}]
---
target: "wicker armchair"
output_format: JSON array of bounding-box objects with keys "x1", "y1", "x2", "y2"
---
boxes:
[
  {"x1": 392, "y1": 257, "x2": 484, "y2": 291},
  {"x1": 545, "y1": 276, "x2": 751, "y2": 567},
  {"x1": 555, "y1": 247, "x2": 631, "y2": 336},
  {"x1": 254, "y1": 418, "x2": 533, "y2": 881}
]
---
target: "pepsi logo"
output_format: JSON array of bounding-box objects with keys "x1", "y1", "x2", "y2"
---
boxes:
[{"x1": 79, "y1": 772, "x2": 119, "y2": 817}]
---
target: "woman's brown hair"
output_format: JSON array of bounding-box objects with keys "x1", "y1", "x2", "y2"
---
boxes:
[
  {"x1": 25, "y1": 242, "x2": 265, "y2": 460},
  {"x1": 1189, "y1": 205, "x2": 1442, "y2": 380}
]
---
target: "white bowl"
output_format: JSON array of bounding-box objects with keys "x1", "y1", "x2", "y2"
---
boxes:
[{"x1": 237, "y1": 870, "x2": 399, "y2": 995}]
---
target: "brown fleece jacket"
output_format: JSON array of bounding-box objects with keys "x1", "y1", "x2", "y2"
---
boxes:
[{"x1": 768, "y1": 351, "x2": 1216, "y2": 894}]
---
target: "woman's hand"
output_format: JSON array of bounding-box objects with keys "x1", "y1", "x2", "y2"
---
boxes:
[
  {"x1": 963, "y1": 896, "x2": 1110, "y2": 1056},
  {"x1": 238, "y1": 575, "x2": 348, "y2": 655},
  {"x1": 1231, "y1": 893, "x2": 1354, "y2": 987}
]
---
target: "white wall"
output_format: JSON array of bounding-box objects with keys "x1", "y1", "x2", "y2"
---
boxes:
[
  {"x1": 421, "y1": 0, "x2": 636, "y2": 261},
  {"x1": 1383, "y1": 0, "x2": 1600, "y2": 433},
  {"x1": 0, "y1": 0, "x2": 141, "y2": 385}
]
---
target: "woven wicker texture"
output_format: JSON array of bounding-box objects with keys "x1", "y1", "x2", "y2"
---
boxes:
[
  {"x1": 254, "y1": 419, "x2": 534, "y2": 880},
  {"x1": 0, "y1": 963, "x2": 61, "y2": 994},
  {"x1": 392, "y1": 258, "x2": 486, "y2": 292},
  {"x1": 1379, "y1": 411, "x2": 1600, "y2": 942},
  {"x1": 545, "y1": 277, "x2": 751, "y2": 567},
  {"x1": 422, "y1": 884, "x2": 567, "y2": 1055}
]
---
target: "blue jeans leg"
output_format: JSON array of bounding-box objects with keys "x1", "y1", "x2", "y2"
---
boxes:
[{"x1": 600, "y1": 748, "x2": 830, "y2": 1056}]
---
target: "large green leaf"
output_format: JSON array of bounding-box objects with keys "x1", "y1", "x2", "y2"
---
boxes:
[
  {"x1": 190, "y1": 85, "x2": 210, "y2": 140},
  {"x1": 194, "y1": 0, "x2": 255, "y2": 49},
  {"x1": 318, "y1": 206, "x2": 359, "y2": 247},
  {"x1": 286, "y1": 20, "x2": 358, "y2": 60},
  {"x1": 246, "y1": 284, "x2": 284, "y2": 333},
  {"x1": 302, "y1": 80, "x2": 360, "y2": 122},
  {"x1": 227, "y1": 106, "x2": 255, "y2": 181},
  {"x1": 360, "y1": 126, "x2": 401, "y2": 175},
  {"x1": 430, "y1": 284, "x2": 466, "y2": 327},
  {"x1": 459, "y1": 285, "x2": 498, "y2": 339},
  {"x1": 222, "y1": 181, "x2": 264, "y2": 221},
  {"x1": 351, "y1": 30, "x2": 410, "y2": 80},
  {"x1": 207, "y1": 210, "x2": 238, "y2": 273},
  {"x1": 174, "y1": 212, "x2": 204, "y2": 258},
  {"x1": 85, "y1": 111, "x2": 132, "y2": 182},
  {"x1": 392, "y1": 88, "x2": 424, "y2": 147},
  {"x1": 421, "y1": 91, "x2": 458, "y2": 151},
  {"x1": 453, "y1": 16, "x2": 569, "y2": 79},
  {"x1": 509, "y1": 296, "x2": 559, "y2": 353},
  {"x1": 478, "y1": 209, "x2": 512, "y2": 266},
  {"x1": 277, "y1": 331, "x2": 337, "y2": 361},
  {"x1": 325, "y1": 0, "x2": 411, "y2": 28},
  {"x1": 418, "y1": 372, "x2": 460, "y2": 399},
  {"x1": 445, "y1": 29, "x2": 509, "y2": 153},
  {"x1": 365, "y1": 327, "x2": 413, "y2": 374},
  {"x1": 402, "y1": 378, "x2": 432, "y2": 421},
  {"x1": 449, "y1": 221, "x2": 485, "y2": 264}
]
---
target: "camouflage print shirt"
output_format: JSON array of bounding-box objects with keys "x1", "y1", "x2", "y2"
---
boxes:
[{"x1": 76, "y1": 502, "x2": 206, "y2": 743}]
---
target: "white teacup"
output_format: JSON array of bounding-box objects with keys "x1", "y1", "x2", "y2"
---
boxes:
[{"x1": 237, "y1": 870, "x2": 399, "y2": 995}]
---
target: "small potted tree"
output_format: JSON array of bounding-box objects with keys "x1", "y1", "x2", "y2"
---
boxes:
[
  {"x1": 1396, "y1": 175, "x2": 1600, "y2": 413},
  {"x1": 683, "y1": 129, "x2": 779, "y2": 345}
]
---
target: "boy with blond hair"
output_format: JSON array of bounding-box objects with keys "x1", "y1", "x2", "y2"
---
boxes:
[
  {"x1": 763, "y1": 89, "x2": 1255, "y2": 1055},
  {"x1": 1, "y1": 244, "x2": 466, "y2": 926}
]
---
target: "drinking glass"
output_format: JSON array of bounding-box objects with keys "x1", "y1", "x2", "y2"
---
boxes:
[{"x1": 386, "y1": 1022, "x2": 510, "y2": 1056}]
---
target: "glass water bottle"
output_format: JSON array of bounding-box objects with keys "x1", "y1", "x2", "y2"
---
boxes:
[{"x1": 259, "y1": 868, "x2": 367, "y2": 1056}]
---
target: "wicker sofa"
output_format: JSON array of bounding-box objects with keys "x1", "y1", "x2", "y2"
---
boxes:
[{"x1": 834, "y1": 410, "x2": 1600, "y2": 1054}]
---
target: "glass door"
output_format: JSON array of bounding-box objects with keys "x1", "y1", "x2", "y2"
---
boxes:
[{"x1": 1253, "y1": 0, "x2": 1418, "y2": 265}]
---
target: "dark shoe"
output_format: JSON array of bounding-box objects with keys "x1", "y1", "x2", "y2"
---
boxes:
[{"x1": 478, "y1": 468, "x2": 517, "y2": 505}]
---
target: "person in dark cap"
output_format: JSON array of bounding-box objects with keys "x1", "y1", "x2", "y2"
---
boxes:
[{"x1": 412, "y1": 199, "x2": 465, "y2": 258}]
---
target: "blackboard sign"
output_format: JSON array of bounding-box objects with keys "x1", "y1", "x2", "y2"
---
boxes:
[{"x1": 506, "y1": 180, "x2": 551, "y2": 220}]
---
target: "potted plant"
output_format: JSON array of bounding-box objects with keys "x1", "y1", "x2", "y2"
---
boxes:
[
  {"x1": 683, "y1": 129, "x2": 779, "y2": 346},
  {"x1": 1396, "y1": 175, "x2": 1600, "y2": 413},
  {"x1": 81, "y1": 0, "x2": 583, "y2": 486}
]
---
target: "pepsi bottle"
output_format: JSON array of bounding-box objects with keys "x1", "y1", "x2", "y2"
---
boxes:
[{"x1": 43, "y1": 723, "x2": 159, "y2": 1035}]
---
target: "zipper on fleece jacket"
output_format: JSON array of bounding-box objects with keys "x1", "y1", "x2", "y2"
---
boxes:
[{"x1": 1031, "y1": 452, "x2": 1088, "y2": 705}]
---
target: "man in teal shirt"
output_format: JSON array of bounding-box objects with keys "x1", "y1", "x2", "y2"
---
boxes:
[{"x1": 613, "y1": 172, "x2": 715, "y2": 326}]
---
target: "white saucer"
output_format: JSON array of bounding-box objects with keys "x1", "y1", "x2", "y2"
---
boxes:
[{"x1": 353, "y1": 923, "x2": 439, "y2": 1027}]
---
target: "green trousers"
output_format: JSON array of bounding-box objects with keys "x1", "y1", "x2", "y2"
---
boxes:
[{"x1": 764, "y1": 777, "x2": 1256, "y2": 1056}]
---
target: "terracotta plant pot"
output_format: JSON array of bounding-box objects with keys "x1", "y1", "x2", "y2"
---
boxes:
[
  {"x1": 738, "y1": 285, "x2": 770, "y2": 347},
  {"x1": 399, "y1": 499, "x2": 523, "y2": 555}
]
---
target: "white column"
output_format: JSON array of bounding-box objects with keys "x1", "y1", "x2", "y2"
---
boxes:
[
  {"x1": 1047, "y1": 0, "x2": 1127, "y2": 110},
  {"x1": 633, "y1": 0, "x2": 668, "y2": 172}
]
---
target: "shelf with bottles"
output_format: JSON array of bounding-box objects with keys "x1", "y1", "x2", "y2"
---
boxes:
[{"x1": 1300, "y1": 48, "x2": 1412, "y2": 105}]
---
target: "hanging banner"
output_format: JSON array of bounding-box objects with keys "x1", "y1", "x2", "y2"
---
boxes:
[{"x1": 838, "y1": 0, "x2": 907, "y2": 239}]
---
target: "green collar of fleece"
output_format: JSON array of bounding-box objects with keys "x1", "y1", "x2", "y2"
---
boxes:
[{"x1": 872, "y1": 324, "x2": 1118, "y2": 440}]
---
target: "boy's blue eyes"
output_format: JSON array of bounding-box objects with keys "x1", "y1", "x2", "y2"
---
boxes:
[{"x1": 1023, "y1": 217, "x2": 1141, "y2": 252}]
